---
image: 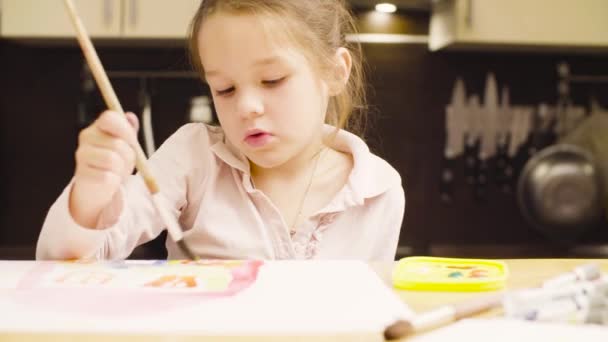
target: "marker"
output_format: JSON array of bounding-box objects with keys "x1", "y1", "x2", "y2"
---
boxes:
[
  {"x1": 503, "y1": 280, "x2": 608, "y2": 315},
  {"x1": 515, "y1": 294, "x2": 606, "y2": 324},
  {"x1": 542, "y1": 264, "x2": 601, "y2": 288},
  {"x1": 585, "y1": 307, "x2": 608, "y2": 325}
]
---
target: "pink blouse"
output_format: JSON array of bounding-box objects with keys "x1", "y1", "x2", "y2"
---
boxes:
[{"x1": 37, "y1": 124, "x2": 405, "y2": 261}]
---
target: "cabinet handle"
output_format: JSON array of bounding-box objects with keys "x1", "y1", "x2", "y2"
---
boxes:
[
  {"x1": 129, "y1": 0, "x2": 138, "y2": 28},
  {"x1": 103, "y1": 0, "x2": 113, "y2": 28},
  {"x1": 465, "y1": 0, "x2": 474, "y2": 28}
]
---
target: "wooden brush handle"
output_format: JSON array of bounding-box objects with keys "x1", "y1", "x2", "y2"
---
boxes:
[
  {"x1": 63, "y1": 0, "x2": 199, "y2": 259},
  {"x1": 454, "y1": 294, "x2": 503, "y2": 319},
  {"x1": 63, "y1": 0, "x2": 158, "y2": 194}
]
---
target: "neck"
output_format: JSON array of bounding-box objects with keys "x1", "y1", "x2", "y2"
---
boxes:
[{"x1": 250, "y1": 141, "x2": 325, "y2": 183}]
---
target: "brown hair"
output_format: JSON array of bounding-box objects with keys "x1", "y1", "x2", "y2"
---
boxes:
[{"x1": 188, "y1": 0, "x2": 368, "y2": 137}]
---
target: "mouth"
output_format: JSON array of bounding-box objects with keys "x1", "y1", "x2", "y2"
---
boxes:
[{"x1": 244, "y1": 129, "x2": 272, "y2": 148}]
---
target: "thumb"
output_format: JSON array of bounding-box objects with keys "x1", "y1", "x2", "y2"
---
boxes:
[{"x1": 125, "y1": 112, "x2": 140, "y2": 133}]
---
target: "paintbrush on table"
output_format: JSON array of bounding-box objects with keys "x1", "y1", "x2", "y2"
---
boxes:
[
  {"x1": 383, "y1": 293, "x2": 503, "y2": 340},
  {"x1": 62, "y1": 0, "x2": 197, "y2": 260}
]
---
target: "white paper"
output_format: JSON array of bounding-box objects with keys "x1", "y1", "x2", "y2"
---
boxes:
[{"x1": 0, "y1": 260, "x2": 412, "y2": 336}]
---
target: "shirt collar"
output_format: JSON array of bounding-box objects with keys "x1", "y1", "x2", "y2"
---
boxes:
[
  {"x1": 208, "y1": 124, "x2": 401, "y2": 211},
  {"x1": 319, "y1": 125, "x2": 401, "y2": 213},
  {"x1": 208, "y1": 125, "x2": 250, "y2": 174}
]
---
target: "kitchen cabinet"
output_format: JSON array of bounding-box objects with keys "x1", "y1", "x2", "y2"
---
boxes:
[
  {"x1": 429, "y1": 0, "x2": 608, "y2": 52},
  {"x1": 1, "y1": 0, "x2": 201, "y2": 39},
  {"x1": 1, "y1": 0, "x2": 121, "y2": 38},
  {"x1": 122, "y1": 0, "x2": 200, "y2": 38}
]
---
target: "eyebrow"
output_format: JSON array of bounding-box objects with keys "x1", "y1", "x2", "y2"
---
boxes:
[{"x1": 205, "y1": 56, "x2": 285, "y2": 78}]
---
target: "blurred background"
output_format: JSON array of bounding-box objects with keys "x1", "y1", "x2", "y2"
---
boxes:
[{"x1": 0, "y1": 0, "x2": 607, "y2": 260}]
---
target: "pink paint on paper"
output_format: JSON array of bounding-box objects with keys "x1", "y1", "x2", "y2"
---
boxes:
[{"x1": 12, "y1": 260, "x2": 263, "y2": 317}]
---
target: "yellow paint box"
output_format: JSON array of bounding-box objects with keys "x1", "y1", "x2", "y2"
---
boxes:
[{"x1": 392, "y1": 257, "x2": 509, "y2": 291}]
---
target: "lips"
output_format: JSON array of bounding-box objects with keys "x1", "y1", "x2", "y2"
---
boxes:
[{"x1": 244, "y1": 129, "x2": 272, "y2": 148}]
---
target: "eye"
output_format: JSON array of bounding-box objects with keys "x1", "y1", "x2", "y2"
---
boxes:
[
  {"x1": 262, "y1": 77, "x2": 286, "y2": 87},
  {"x1": 215, "y1": 86, "x2": 235, "y2": 96}
]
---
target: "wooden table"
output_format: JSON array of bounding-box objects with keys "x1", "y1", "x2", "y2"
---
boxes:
[{"x1": 1, "y1": 259, "x2": 606, "y2": 342}]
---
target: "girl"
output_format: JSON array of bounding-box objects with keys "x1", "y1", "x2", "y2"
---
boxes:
[{"x1": 37, "y1": 0, "x2": 405, "y2": 261}]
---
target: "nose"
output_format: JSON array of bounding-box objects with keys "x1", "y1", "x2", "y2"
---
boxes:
[{"x1": 235, "y1": 89, "x2": 264, "y2": 119}]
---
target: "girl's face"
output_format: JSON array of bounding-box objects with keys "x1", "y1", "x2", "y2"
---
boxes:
[{"x1": 198, "y1": 13, "x2": 330, "y2": 169}]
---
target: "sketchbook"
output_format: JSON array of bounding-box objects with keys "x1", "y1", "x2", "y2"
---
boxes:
[{"x1": 0, "y1": 260, "x2": 412, "y2": 337}]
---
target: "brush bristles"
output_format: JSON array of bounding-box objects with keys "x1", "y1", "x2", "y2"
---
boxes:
[{"x1": 384, "y1": 320, "x2": 414, "y2": 340}]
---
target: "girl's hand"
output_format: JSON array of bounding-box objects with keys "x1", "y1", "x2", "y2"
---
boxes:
[{"x1": 69, "y1": 110, "x2": 139, "y2": 228}]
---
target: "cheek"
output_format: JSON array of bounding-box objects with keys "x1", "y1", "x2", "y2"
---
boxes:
[
  {"x1": 211, "y1": 99, "x2": 231, "y2": 122},
  {"x1": 276, "y1": 77, "x2": 320, "y2": 111},
  {"x1": 213, "y1": 108, "x2": 236, "y2": 138}
]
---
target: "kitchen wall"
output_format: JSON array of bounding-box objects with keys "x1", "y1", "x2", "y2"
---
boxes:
[
  {"x1": 363, "y1": 43, "x2": 608, "y2": 258},
  {"x1": 1, "y1": 10, "x2": 607, "y2": 259}
]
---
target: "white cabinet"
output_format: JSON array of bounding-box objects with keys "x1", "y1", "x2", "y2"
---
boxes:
[
  {"x1": 1, "y1": 0, "x2": 121, "y2": 38},
  {"x1": 123, "y1": 0, "x2": 200, "y2": 38},
  {"x1": 430, "y1": 0, "x2": 608, "y2": 51},
  {"x1": 1, "y1": 0, "x2": 201, "y2": 39}
]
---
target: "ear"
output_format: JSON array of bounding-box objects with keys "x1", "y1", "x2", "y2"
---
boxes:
[{"x1": 329, "y1": 47, "x2": 352, "y2": 96}]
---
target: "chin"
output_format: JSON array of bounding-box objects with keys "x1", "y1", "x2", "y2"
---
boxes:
[{"x1": 244, "y1": 151, "x2": 287, "y2": 169}]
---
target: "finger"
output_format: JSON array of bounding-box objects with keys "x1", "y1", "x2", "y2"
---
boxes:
[
  {"x1": 76, "y1": 145, "x2": 125, "y2": 175},
  {"x1": 78, "y1": 124, "x2": 96, "y2": 146},
  {"x1": 94, "y1": 110, "x2": 139, "y2": 147},
  {"x1": 87, "y1": 133, "x2": 134, "y2": 166},
  {"x1": 75, "y1": 164, "x2": 122, "y2": 188},
  {"x1": 125, "y1": 112, "x2": 140, "y2": 133},
  {"x1": 78, "y1": 125, "x2": 135, "y2": 178}
]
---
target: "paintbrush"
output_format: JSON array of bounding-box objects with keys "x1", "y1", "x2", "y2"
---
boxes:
[
  {"x1": 384, "y1": 293, "x2": 503, "y2": 340},
  {"x1": 63, "y1": 0, "x2": 197, "y2": 260}
]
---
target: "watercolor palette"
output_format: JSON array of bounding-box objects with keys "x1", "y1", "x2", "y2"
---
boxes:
[{"x1": 393, "y1": 257, "x2": 509, "y2": 291}]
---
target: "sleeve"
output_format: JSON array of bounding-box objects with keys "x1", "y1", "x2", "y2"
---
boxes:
[
  {"x1": 36, "y1": 124, "x2": 210, "y2": 261},
  {"x1": 370, "y1": 184, "x2": 406, "y2": 262}
]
